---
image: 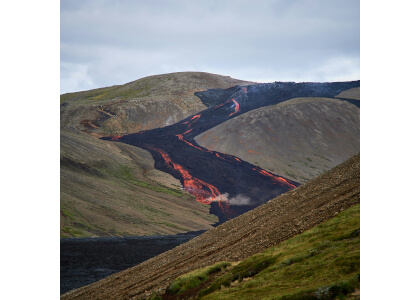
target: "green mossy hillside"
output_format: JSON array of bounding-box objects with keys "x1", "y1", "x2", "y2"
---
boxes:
[{"x1": 158, "y1": 204, "x2": 360, "y2": 300}]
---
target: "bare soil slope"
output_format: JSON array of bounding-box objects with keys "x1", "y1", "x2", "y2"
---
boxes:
[
  {"x1": 196, "y1": 95, "x2": 360, "y2": 183},
  {"x1": 61, "y1": 153, "x2": 360, "y2": 299}
]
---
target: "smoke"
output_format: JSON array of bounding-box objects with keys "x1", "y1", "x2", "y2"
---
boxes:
[{"x1": 207, "y1": 193, "x2": 252, "y2": 206}]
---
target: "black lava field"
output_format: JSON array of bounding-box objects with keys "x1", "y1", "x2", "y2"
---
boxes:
[
  {"x1": 60, "y1": 232, "x2": 204, "y2": 294},
  {"x1": 103, "y1": 81, "x2": 360, "y2": 223}
]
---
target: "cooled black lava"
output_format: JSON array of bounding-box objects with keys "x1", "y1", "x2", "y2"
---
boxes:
[{"x1": 102, "y1": 81, "x2": 360, "y2": 223}]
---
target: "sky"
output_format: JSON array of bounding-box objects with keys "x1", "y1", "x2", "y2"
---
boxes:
[{"x1": 60, "y1": 0, "x2": 360, "y2": 94}]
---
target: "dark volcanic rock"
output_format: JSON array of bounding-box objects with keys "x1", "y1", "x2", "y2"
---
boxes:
[{"x1": 60, "y1": 232, "x2": 204, "y2": 294}]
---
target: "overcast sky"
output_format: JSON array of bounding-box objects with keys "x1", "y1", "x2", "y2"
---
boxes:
[{"x1": 60, "y1": 0, "x2": 360, "y2": 94}]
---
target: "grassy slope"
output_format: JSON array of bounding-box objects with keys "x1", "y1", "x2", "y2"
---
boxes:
[
  {"x1": 163, "y1": 204, "x2": 360, "y2": 300},
  {"x1": 195, "y1": 95, "x2": 360, "y2": 183},
  {"x1": 61, "y1": 129, "x2": 217, "y2": 237}
]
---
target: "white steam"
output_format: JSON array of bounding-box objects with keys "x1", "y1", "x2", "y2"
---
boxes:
[{"x1": 206, "y1": 193, "x2": 252, "y2": 206}]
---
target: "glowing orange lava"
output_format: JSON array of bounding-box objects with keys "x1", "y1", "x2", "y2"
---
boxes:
[
  {"x1": 215, "y1": 101, "x2": 229, "y2": 108},
  {"x1": 151, "y1": 148, "x2": 232, "y2": 218},
  {"x1": 216, "y1": 153, "x2": 228, "y2": 161},
  {"x1": 111, "y1": 135, "x2": 122, "y2": 141},
  {"x1": 256, "y1": 168, "x2": 297, "y2": 189},
  {"x1": 176, "y1": 134, "x2": 213, "y2": 153},
  {"x1": 187, "y1": 114, "x2": 201, "y2": 127},
  {"x1": 182, "y1": 129, "x2": 193, "y2": 135},
  {"x1": 228, "y1": 99, "x2": 239, "y2": 117}
]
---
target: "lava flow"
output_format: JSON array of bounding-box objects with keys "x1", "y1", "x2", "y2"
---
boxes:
[
  {"x1": 102, "y1": 80, "x2": 360, "y2": 224},
  {"x1": 151, "y1": 147, "x2": 233, "y2": 218},
  {"x1": 228, "y1": 99, "x2": 240, "y2": 117},
  {"x1": 253, "y1": 167, "x2": 297, "y2": 189}
]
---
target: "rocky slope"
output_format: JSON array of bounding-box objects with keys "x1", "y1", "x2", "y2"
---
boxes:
[
  {"x1": 61, "y1": 153, "x2": 360, "y2": 299},
  {"x1": 195, "y1": 93, "x2": 360, "y2": 183}
]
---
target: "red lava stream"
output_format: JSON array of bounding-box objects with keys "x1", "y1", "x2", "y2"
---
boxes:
[
  {"x1": 253, "y1": 167, "x2": 297, "y2": 189},
  {"x1": 151, "y1": 147, "x2": 232, "y2": 218}
]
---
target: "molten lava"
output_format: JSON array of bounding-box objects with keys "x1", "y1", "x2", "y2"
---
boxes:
[
  {"x1": 176, "y1": 134, "x2": 213, "y2": 153},
  {"x1": 182, "y1": 129, "x2": 193, "y2": 135},
  {"x1": 102, "y1": 80, "x2": 359, "y2": 223},
  {"x1": 255, "y1": 168, "x2": 297, "y2": 189},
  {"x1": 151, "y1": 147, "x2": 233, "y2": 218},
  {"x1": 215, "y1": 153, "x2": 228, "y2": 161},
  {"x1": 228, "y1": 99, "x2": 239, "y2": 117},
  {"x1": 187, "y1": 114, "x2": 201, "y2": 127}
]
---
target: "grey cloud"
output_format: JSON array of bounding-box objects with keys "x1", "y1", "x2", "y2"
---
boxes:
[{"x1": 60, "y1": 0, "x2": 360, "y2": 94}]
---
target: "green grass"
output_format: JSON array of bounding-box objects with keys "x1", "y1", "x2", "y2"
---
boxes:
[
  {"x1": 166, "y1": 262, "x2": 231, "y2": 296},
  {"x1": 60, "y1": 78, "x2": 154, "y2": 106},
  {"x1": 62, "y1": 226, "x2": 86, "y2": 238},
  {"x1": 60, "y1": 205, "x2": 76, "y2": 221},
  {"x1": 98, "y1": 163, "x2": 184, "y2": 197},
  {"x1": 157, "y1": 204, "x2": 360, "y2": 300},
  {"x1": 202, "y1": 204, "x2": 360, "y2": 299}
]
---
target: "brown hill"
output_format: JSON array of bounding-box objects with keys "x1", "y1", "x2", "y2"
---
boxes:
[
  {"x1": 195, "y1": 95, "x2": 360, "y2": 183},
  {"x1": 61, "y1": 153, "x2": 360, "y2": 299},
  {"x1": 60, "y1": 72, "x2": 255, "y2": 136}
]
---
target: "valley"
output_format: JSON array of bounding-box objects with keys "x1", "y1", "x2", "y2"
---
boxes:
[
  {"x1": 102, "y1": 80, "x2": 359, "y2": 222},
  {"x1": 60, "y1": 72, "x2": 360, "y2": 298}
]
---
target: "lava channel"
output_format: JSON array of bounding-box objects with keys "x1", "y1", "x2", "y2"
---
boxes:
[
  {"x1": 228, "y1": 99, "x2": 239, "y2": 117},
  {"x1": 151, "y1": 147, "x2": 233, "y2": 218},
  {"x1": 254, "y1": 168, "x2": 297, "y2": 189}
]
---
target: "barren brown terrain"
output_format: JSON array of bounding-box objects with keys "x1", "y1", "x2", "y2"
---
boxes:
[{"x1": 61, "y1": 153, "x2": 360, "y2": 299}]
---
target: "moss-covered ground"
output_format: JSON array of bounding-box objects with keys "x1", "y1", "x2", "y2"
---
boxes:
[{"x1": 158, "y1": 204, "x2": 360, "y2": 300}]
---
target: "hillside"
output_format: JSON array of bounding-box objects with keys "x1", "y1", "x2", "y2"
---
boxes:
[
  {"x1": 163, "y1": 204, "x2": 359, "y2": 299},
  {"x1": 61, "y1": 153, "x2": 360, "y2": 299},
  {"x1": 60, "y1": 72, "x2": 255, "y2": 136},
  {"x1": 61, "y1": 128, "x2": 217, "y2": 237},
  {"x1": 60, "y1": 72, "x2": 254, "y2": 237},
  {"x1": 195, "y1": 94, "x2": 360, "y2": 183}
]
